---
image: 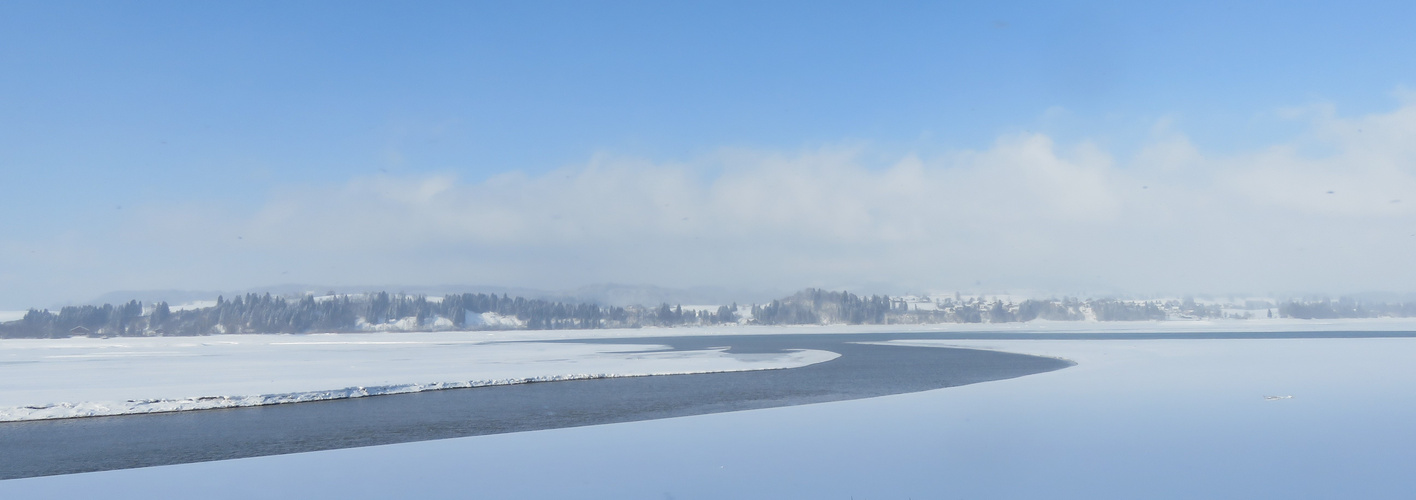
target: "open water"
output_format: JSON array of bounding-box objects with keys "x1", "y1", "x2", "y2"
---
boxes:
[{"x1": 0, "y1": 333, "x2": 1069, "y2": 479}]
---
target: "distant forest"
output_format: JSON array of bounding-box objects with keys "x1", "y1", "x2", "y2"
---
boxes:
[
  {"x1": 0, "y1": 292, "x2": 735, "y2": 339},
  {"x1": 2, "y1": 289, "x2": 1414, "y2": 338}
]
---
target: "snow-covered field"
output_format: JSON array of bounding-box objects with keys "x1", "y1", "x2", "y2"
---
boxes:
[
  {"x1": 5, "y1": 334, "x2": 1415, "y2": 498},
  {"x1": 0, "y1": 331, "x2": 837, "y2": 421}
]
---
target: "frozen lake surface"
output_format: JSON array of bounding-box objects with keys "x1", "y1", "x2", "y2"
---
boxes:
[
  {"x1": 0, "y1": 334, "x2": 1068, "y2": 479},
  {"x1": 4, "y1": 329, "x2": 1416, "y2": 498}
]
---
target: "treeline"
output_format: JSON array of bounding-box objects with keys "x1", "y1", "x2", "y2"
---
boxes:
[
  {"x1": 0, "y1": 291, "x2": 745, "y2": 338},
  {"x1": 1278, "y1": 298, "x2": 1416, "y2": 319},
  {"x1": 737, "y1": 292, "x2": 1176, "y2": 325},
  {"x1": 883, "y1": 297, "x2": 1167, "y2": 324},
  {"x1": 4, "y1": 300, "x2": 150, "y2": 338},
  {"x1": 6, "y1": 290, "x2": 1416, "y2": 338},
  {"x1": 750, "y1": 289, "x2": 895, "y2": 325}
]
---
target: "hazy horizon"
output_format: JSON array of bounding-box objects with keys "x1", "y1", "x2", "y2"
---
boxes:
[
  {"x1": 5, "y1": 2, "x2": 1415, "y2": 310},
  {"x1": 11, "y1": 282, "x2": 1416, "y2": 314}
]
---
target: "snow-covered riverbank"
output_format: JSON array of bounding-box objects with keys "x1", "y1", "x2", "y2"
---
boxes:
[
  {"x1": 7, "y1": 335, "x2": 1414, "y2": 498},
  {"x1": 0, "y1": 331, "x2": 836, "y2": 421},
  {"x1": 6, "y1": 316, "x2": 1414, "y2": 421}
]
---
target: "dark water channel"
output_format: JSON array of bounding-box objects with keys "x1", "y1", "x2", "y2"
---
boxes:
[{"x1": 0, "y1": 333, "x2": 1072, "y2": 480}]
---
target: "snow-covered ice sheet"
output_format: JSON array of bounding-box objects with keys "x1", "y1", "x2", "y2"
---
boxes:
[
  {"x1": 0, "y1": 331, "x2": 837, "y2": 421},
  {"x1": 6, "y1": 336, "x2": 1415, "y2": 498}
]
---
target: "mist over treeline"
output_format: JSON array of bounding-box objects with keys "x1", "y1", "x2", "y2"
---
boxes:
[
  {"x1": 2, "y1": 289, "x2": 1415, "y2": 339},
  {"x1": 1, "y1": 291, "x2": 721, "y2": 339}
]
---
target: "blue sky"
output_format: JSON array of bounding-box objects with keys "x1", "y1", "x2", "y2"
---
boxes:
[{"x1": 4, "y1": 1, "x2": 1416, "y2": 307}]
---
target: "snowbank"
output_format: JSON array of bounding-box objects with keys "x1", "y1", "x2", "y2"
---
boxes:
[{"x1": 0, "y1": 332, "x2": 837, "y2": 422}]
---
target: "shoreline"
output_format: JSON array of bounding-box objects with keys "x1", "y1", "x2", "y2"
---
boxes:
[{"x1": 0, "y1": 337, "x2": 1068, "y2": 480}]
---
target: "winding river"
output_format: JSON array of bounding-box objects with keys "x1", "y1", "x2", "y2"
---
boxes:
[{"x1": 0, "y1": 333, "x2": 1072, "y2": 479}]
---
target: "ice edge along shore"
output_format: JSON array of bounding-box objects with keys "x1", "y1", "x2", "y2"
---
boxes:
[{"x1": 0, "y1": 348, "x2": 839, "y2": 422}]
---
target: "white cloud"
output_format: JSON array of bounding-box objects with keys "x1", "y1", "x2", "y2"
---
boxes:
[
  {"x1": 238, "y1": 134, "x2": 1124, "y2": 253},
  {"x1": 7, "y1": 99, "x2": 1416, "y2": 308},
  {"x1": 225, "y1": 104, "x2": 1413, "y2": 296},
  {"x1": 1216, "y1": 100, "x2": 1416, "y2": 217}
]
